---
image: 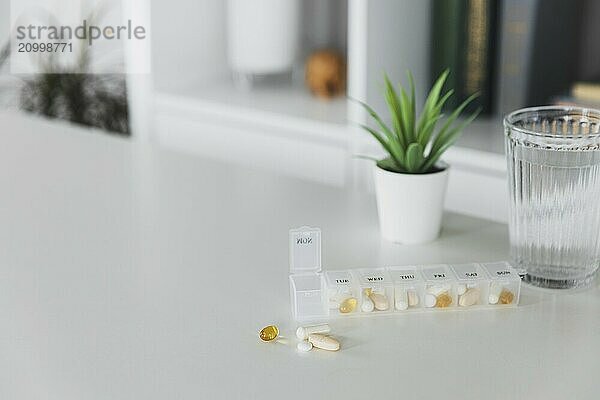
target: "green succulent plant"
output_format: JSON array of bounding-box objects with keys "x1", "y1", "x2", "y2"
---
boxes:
[{"x1": 360, "y1": 70, "x2": 480, "y2": 174}]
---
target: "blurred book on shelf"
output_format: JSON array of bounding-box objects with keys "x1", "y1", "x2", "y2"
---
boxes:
[
  {"x1": 431, "y1": 0, "x2": 499, "y2": 115},
  {"x1": 432, "y1": 0, "x2": 599, "y2": 118}
]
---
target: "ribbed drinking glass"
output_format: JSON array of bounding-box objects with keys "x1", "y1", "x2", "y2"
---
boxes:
[{"x1": 504, "y1": 106, "x2": 600, "y2": 289}]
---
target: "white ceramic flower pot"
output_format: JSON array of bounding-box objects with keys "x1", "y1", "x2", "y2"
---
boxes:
[{"x1": 373, "y1": 164, "x2": 449, "y2": 244}]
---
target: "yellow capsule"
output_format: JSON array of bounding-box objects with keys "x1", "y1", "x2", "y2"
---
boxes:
[
  {"x1": 259, "y1": 325, "x2": 279, "y2": 342},
  {"x1": 435, "y1": 292, "x2": 452, "y2": 308},
  {"x1": 363, "y1": 288, "x2": 373, "y2": 297},
  {"x1": 499, "y1": 289, "x2": 514, "y2": 305},
  {"x1": 339, "y1": 297, "x2": 358, "y2": 313}
]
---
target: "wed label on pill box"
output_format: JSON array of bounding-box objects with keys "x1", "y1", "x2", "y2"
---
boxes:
[
  {"x1": 451, "y1": 263, "x2": 484, "y2": 281},
  {"x1": 421, "y1": 266, "x2": 450, "y2": 281},
  {"x1": 356, "y1": 268, "x2": 390, "y2": 285},
  {"x1": 289, "y1": 227, "x2": 321, "y2": 273}
]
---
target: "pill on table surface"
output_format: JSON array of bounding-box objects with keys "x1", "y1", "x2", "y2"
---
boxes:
[
  {"x1": 370, "y1": 292, "x2": 390, "y2": 311},
  {"x1": 407, "y1": 289, "x2": 419, "y2": 306},
  {"x1": 308, "y1": 333, "x2": 340, "y2": 351},
  {"x1": 339, "y1": 297, "x2": 358, "y2": 313},
  {"x1": 456, "y1": 284, "x2": 467, "y2": 295},
  {"x1": 361, "y1": 296, "x2": 375, "y2": 312},
  {"x1": 424, "y1": 293, "x2": 437, "y2": 308},
  {"x1": 297, "y1": 340, "x2": 313, "y2": 352},
  {"x1": 435, "y1": 292, "x2": 453, "y2": 308},
  {"x1": 458, "y1": 288, "x2": 481, "y2": 307},
  {"x1": 259, "y1": 325, "x2": 279, "y2": 342},
  {"x1": 499, "y1": 289, "x2": 515, "y2": 304},
  {"x1": 296, "y1": 324, "x2": 331, "y2": 340}
]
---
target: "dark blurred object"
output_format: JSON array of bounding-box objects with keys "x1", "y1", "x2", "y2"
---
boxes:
[
  {"x1": 305, "y1": 49, "x2": 346, "y2": 99},
  {"x1": 19, "y1": 73, "x2": 129, "y2": 135},
  {"x1": 497, "y1": 0, "x2": 596, "y2": 115},
  {"x1": 525, "y1": 0, "x2": 585, "y2": 106},
  {"x1": 431, "y1": 0, "x2": 498, "y2": 115},
  {"x1": 495, "y1": 0, "x2": 537, "y2": 115},
  {"x1": 0, "y1": 42, "x2": 129, "y2": 136}
]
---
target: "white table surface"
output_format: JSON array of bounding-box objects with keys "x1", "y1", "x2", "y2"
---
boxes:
[{"x1": 1, "y1": 111, "x2": 599, "y2": 399}]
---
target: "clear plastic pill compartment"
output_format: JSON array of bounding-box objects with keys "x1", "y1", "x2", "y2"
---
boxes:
[
  {"x1": 418, "y1": 265, "x2": 457, "y2": 309},
  {"x1": 388, "y1": 266, "x2": 424, "y2": 311},
  {"x1": 325, "y1": 270, "x2": 359, "y2": 315},
  {"x1": 482, "y1": 262, "x2": 521, "y2": 306},
  {"x1": 450, "y1": 263, "x2": 488, "y2": 307},
  {"x1": 354, "y1": 268, "x2": 394, "y2": 314}
]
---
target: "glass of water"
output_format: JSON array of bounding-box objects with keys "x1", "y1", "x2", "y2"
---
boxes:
[{"x1": 504, "y1": 106, "x2": 600, "y2": 289}]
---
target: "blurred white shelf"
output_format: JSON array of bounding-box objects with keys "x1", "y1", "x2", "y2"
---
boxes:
[{"x1": 155, "y1": 80, "x2": 350, "y2": 141}]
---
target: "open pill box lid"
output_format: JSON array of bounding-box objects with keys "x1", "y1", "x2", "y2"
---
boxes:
[{"x1": 289, "y1": 226, "x2": 322, "y2": 273}]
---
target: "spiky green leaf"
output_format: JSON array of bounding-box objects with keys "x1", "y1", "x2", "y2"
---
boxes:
[{"x1": 405, "y1": 143, "x2": 425, "y2": 173}]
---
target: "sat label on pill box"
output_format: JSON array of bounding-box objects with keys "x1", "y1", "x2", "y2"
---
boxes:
[{"x1": 451, "y1": 264, "x2": 483, "y2": 281}]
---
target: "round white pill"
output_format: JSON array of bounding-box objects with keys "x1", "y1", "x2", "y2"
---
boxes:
[
  {"x1": 424, "y1": 293, "x2": 437, "y2": 308},
  {"x1": 361, "y1": 297, "x2": 374, "y2": 312},
  {"x1": 297, "y1": 341, "x2": 313, "y2": 352},
  {"x1": 456, "y1": 284, "x2": 467, "y2": 295},
  {"x1": 488, "y1": 294, "x2": 499, "y2": 304}
]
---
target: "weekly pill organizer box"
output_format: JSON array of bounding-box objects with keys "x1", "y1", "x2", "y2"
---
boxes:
[{"x1": 288, "y1": 227, "x2": 522, "y2": 321}]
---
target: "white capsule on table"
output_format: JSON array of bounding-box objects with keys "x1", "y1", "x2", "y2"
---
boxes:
[
  {"x1": 424, "y1": 293, "x2": 437, "y2": 308},
  {"x1": 456, "y1": 284, "x2": 467, "y2": 295},
  {"x1": 296, "y1": 324, "x2": 331, "y2": 340},
  {"x1": 308, "y1": 333, "x2": 340, "y2": 351},
  {"x1": 361, "y1": 296, "x2": 375, "y2": 312},
  {"x1": 488, "y1": 282, "x2": 503, "y2": 304},
  {"x1": 297, "y1": 340, "x2": 313, "y2": 352},
  {"x1": 458, "y1": 287, "x2": 481, "y2": 307},
  {"x1": 407, "y1": 289, "x2": 419, "y2": 306}
]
